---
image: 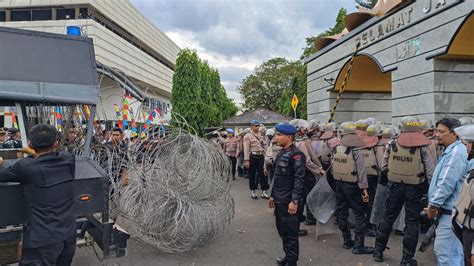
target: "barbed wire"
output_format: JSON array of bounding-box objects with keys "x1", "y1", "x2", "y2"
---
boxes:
[{"x1": 21, "y1": 105, "x2": 235, "y2": 253}]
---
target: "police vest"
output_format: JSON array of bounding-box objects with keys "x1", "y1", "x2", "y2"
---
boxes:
[
  {"x1": 387, "y1": 142, "x2": 425, "y2": 185},
  {"x1": 320, "y1": 140, "x2": 332, "y2": 164},
  {"x1": 332, "y1": 145, "x2": 358, "y2": 183},
  {"x1": 361, "y1": 147, "x2": 378, "y2": 176},
  {"x1": 454, "y1": 170, "x2": 474, "y2": 230}
]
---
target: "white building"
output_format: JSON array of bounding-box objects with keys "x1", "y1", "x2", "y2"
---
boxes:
[{"x1": 0, "y1": 0, "x2": 180, "y2": 126}]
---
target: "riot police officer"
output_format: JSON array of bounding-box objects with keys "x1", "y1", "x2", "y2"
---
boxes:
[
  {"x1": 373, "y1": 116, "x2": 435, "y2": 265},
  {"x1": 332, "y1": 121, "x2": 373, "y2": 254},
  {"x1": 268, "y1": 123, "x2": 305, "y2": 266},
  {"x1": 290, "y1": 119, "x2": 324, "y2": 228},
  {"x1": 362, "y1": 123, "x2": 385, "y2": 237},
  {"x1": 319, "y1": 122, "x2": 340, "y2": 192},
  {"x1": 453, "y1": 124, "x2": 474, "y2": 266}
]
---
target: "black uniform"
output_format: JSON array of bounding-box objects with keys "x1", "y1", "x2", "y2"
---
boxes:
[
  {"x1": 3, "y1": 137, "x2": 22, "y2": 149},
  {"x1": 0, "y1": 151, "x2": 76, "y2": 265},
  {"x1": 271, "y1": 145, "x2": 306, "y2": 266}
]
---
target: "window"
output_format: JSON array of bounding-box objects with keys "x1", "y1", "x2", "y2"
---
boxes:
[
  {"x1": 57, "y1": 8, "x2": 75, "y2": 20},
  {"x1": 0, "y1": 11, "x2": 6, "y2": 22},
  {"x1": 79, "y1": 8, "x2": 88, "y2": 19},
  {"x1": 32, "y1": 9, "x2": 52, "y2": 21},
  {"x1": 11, "y1": 10, "x2": 31, "y2": 21}
]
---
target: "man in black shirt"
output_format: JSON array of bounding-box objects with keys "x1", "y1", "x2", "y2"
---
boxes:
[
  {"x1": 0, "y1": 124, "x2": 76, "y2": 265},
  {"x1": 269, "y1": 123, "x2": 305, "y2": 266}
]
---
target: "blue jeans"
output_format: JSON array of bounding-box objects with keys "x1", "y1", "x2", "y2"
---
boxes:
[{"x1": 434, "y1": 214, "x2": 463, "y2": 266}]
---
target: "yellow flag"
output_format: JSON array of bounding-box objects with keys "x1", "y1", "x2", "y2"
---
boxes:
[{"x1": 291, "y1": 94, "x2": 299, "y2": 111}]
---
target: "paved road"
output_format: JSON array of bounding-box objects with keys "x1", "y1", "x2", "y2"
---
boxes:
[{"x1": 73, "y1": 177, "x2": 437, "y2": 265}]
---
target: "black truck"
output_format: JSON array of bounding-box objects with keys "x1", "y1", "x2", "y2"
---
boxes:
[{"x1": 0, "y1": 27, "x2": 128, "y2": 264}]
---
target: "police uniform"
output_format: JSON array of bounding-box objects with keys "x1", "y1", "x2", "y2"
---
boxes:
[
  {"x1": 223, "y1": 129, "x2": 238, "y2": 180},
  {"x1": 271, "y1": 124, "x2": 305, "y2": 266},
  {"x1": 295, "y1": 133, "x2": 323, "y2": 226},
  {"x1": 319, "y1": 123, "x2": 339, "y2": 192},
  {"x1": 243, "y1": 120, "x2": 269, "y2": 199},
  {"x1": 264, "y1": 130, "x2": 281, "y2": 182},
  {"x1": 332, "y1": 122, "x2": 373, "y2": 254},
  {"x1": 361, "y1": 124, "x2": 385, "y2": 236},
  {"x1": 452, "y1": 124, "x2": 474, "y2": 266},
  {"x1": 374, "y1": 117, "x2": 435, "y2": 265},
  {"x1": 0, "y1": 151, "x2": 76, "y2": 265}
]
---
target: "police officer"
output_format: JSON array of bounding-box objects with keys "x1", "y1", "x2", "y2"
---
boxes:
[
  {"x1": 223, "y1": 128, "x2": 238, "y2": 180},
  {"x1": 319, "y1": 122, "x2": 340, "y2": 192},
  {"x1": 332, "y1": 121, "x2": 373, "y2": 254},
  {"x1": 362, "y1": 123, "x2": 385, "y2": 237},
  {"x1": 0, "y1": 124, "x2": 76, "y2": 265},
  {"x1": 244, "y1": 119, "x2": 269, "y2": 199},
  {"x1": 420, "y1": 119, "x2": 440, "y2": 163},
  {"x1": 237, "y1": 129, "x2": 250, "y2": 178},
  {"x1": 3, "y1": 127, "x2": 22, "y2": 149},
  {"x1": 452, "y1": 124, "x2": 474, "y2": 266},
  {"x1": 268, "y1": 123, "x2": 305, "y2": 266},
  {"x1": 291, "y1": 119, "x2": 324, "y2": 228},
  {"x1": 374, "y1": 116, "x2": 435, "y2": 265},
  {"x1": 264, "y1": 128, "x2": 281, "y2": 182}
]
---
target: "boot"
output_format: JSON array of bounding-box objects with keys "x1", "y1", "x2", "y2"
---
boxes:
[
  {"x1": 261, "y1": 190, "x2": 270, "y2": 199},
  {"x1": 298, "y1": 229, "x2": 308, "y2": 237},
  {"x1": 342, "y1": 233, "x2": 354, "y2": 249},
  {"x1": 400, "y1": 254, "x2": 417, "y2": 266},
  {"x1": 352, "y1": 234, "x2": 374, "y2": 255},
  {"x1": 343, "y1": 239, "x2": 354, "y2": 249},
  {"x1": 373, "y1": 249, "x2": 384, "y2": 262},
  {"x1": 304, "y1": 211, "x2": 317, "y2": 225}
]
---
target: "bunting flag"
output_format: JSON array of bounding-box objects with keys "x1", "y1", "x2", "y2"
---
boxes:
[
  {"x1": 55, "y1": 107, "x2": 63, "y2": 131},
  {"x1": 142, "y1": 109, "x2": 149, "y2": 130},
  {"x1": 83, "y1": 105, "x2": 91, "y2": 120},
  {"x1": 122, "y1": 96, "x2": 130, "y2": 128},
  {"x1": 114, "y1": 104, "x2": 123, "y2": 129},
  {"x1": 11, "y1": 111, "x2": 18, "y2": 129}
]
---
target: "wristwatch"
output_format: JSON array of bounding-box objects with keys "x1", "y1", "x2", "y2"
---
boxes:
[{"x1": 292, "y1": 199, "x2": 298, "y2": 205}]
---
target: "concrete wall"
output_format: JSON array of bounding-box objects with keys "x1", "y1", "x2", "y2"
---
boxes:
[
  {"x1": 0, "y1": 0, "x2": 180, "y2": 66},
  {"x1": 306, "y1": 0, "x2": 474, "y2": 125}
]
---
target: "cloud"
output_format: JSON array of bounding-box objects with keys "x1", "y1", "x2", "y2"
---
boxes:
[{"x1": 131, "y1": 0, "x2": 356, "y2": 106}]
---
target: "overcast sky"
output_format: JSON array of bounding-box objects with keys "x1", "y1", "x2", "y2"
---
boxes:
[{"x1": 130, "y1": 0, "x2": 356, "y2": 105}]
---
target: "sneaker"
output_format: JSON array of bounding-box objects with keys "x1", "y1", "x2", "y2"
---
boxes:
[
  {"x1": 261, "y1": 190, "x2": 269, "y2": 199},
  {"x1": 251, "y1": 190, "x2": 258, "y2": 199}
]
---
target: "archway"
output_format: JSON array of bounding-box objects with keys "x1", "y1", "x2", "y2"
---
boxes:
[{"x1": 334, "y1": 54, "x2": 392, "y2": 93}]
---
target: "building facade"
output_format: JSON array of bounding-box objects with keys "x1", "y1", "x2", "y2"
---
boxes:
[
  {"x1": 0, "y1": 0, "x2": 180, "y2": 125},
  {"x1": 306, "y1": 0, "x2": 473, "y2": 124}
]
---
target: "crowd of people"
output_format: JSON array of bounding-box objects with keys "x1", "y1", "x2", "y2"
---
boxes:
[{"x1": 211, "y1": 116, "x2": 474, "y2": 266}]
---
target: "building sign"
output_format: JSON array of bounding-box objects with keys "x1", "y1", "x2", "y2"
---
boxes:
[
  {"x1": 397, "y1": 37, "x2": 421, "y2": 60},
  {"x1": 354, "y1": 0, "x2": 461, "y2": 48},
  {"x1": 422, "y1": 0, "x2": 447, "y2": 14},
  {"x1": 355, "y1": 7, "x2": 413, "y2": 47}
]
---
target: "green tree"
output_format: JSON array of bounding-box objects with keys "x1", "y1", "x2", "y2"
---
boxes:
[
  {"x1": 171, "y1": 48, "x2": 239, "y2": 133},
  {"x1": 171, "y1": 49, "x2": 204, "y2": 134},
  {"x1": 301, "y1": 7, "x2": 348, "y2": 59},
  {"x1": 355, "y1": 0, "x2": 378, "y2": 9},
  {"x1": 238, "y1": 57, "x2": 306, "y2": 119}
]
